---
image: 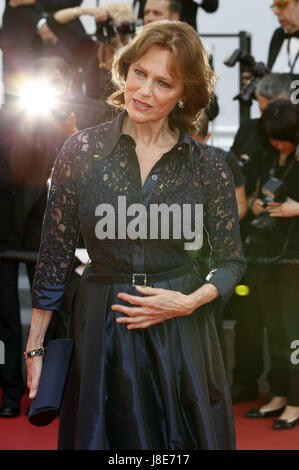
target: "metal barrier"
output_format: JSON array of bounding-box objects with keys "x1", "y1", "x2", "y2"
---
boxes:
[{"x1": 0, "y1": 250, "x2": 38, "y2": 264}]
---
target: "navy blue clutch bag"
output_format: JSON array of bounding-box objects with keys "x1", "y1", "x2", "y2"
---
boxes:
[{"x1": 28, "y1": 339, "x2": 74, "y2": 426}]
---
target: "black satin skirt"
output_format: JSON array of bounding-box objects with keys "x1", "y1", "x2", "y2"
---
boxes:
[{"x1": 57, "y1": 264, "x2": 235, "y2": 450}]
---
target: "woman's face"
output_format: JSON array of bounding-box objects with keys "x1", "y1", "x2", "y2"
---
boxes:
[
  {"x1": 124, "y1": 45, "x2": 184, "y2": 126},
  {"x1": 269, "y1": 138, "x2": 296, "y2": 155}
]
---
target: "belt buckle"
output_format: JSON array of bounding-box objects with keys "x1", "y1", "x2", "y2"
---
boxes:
[{"x1": 132, "y1": 273, "x2": 147, "y2": 287}]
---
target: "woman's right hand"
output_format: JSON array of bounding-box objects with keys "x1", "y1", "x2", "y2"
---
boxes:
[
  {"x1": 25, "y1": 309, "x2": 53, "y2": 399},
  {"x1": 251, "y1": 198, "x2": 265, "y2": 216},
  {"x1": 25, "y1": 354, "x2": 43, "y2": 400}
]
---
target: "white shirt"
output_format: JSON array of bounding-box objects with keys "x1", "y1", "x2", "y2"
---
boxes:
[{"x1": 272, "y1": 37, "x2": 299, "y2": 74}]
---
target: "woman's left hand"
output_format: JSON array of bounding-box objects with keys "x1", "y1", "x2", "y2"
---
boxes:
[
  {"x1": 112, "y1": 286, "x2": 195, "y2": 329},
  {"x1": 268, "y1": 197, "x2": 299, "y2": 218}
]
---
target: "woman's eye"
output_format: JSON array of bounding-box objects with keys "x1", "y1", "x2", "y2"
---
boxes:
[
  {"x1": 159, "y1": 81, "x2": 170, "y2": 88},
  {"x1": 135, "y1": 69, "x2": 144, "y2": 76}
]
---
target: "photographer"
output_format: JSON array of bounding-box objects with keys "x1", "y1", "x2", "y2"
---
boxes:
[
  {"x1": 0, "y1": 0, "x2": 37, "y2": 102},
  {"x1": 0, "y1": 54, "x2": 97, "y2": 417},
  {"x1": 231, "y1": 73, "x2": 293, "y2": 197},
  {"x1": 242, "y1": 0, "x2": 299, "y2": 86},
  {"x1": 9, "y1": 57, "x2": 80, "y2": 284},
  {"x1": 230, "y1": 75, "x2": 294, "y2": 405},
  {"x1": 268, "y1": 0, "x2": 299, "y2": 78},
  {"x1": 240, "y1": 100, "x2": 299, "y2": 429},
  {"x1": 0, "y1": 1, "x2": 84, "y2": 103},
  {"x1": 8, "y1": 53, "x2": 109, "y2": 266},
  {"x1": 0, "y1": 55, "x2": 73, "y2": 418},
  {"x1": 45, "y1": 2, "x2": 136, "y2": 101},
  {"x1": 35, "y1": 1, "x2": 85, "y2": 63},
  {"x1": 136, "y1": 0, "x2": 218, "y2": 30}
]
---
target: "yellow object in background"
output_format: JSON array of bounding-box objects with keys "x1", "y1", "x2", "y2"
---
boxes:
[{"x1": 235, "y1": 284, "x2": 250, "y2": 296}]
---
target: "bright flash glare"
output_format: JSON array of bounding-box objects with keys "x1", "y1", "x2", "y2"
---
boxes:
[{"x1": 19, "y1": 81, "x2": 58, "y2": 116}]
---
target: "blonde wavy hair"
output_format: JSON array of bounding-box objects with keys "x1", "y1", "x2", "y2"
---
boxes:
[{"x1": 106, "y1": 2, "x2": 135, "y2": 25}]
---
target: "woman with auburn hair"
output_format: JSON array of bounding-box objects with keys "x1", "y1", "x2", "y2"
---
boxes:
[
  {"x1": 108, "y1": 19, "x2": 214, "y2": 132},
  {"x1": 25, "y1": 20, "x2": 245, "y2": 450}
]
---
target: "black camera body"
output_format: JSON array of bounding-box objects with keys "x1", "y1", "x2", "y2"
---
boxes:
[
  {"x1": 249, "y1": 177, "x2": 286, "y2": 233},
  {"x1": 224, "y1": 49, "x2": 270, "y2": 104},
  {"x1": 96, "y1": 19, "x2": 136, "y2": 43}
]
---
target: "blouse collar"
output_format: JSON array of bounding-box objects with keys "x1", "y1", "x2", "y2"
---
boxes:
[{"x1": 101, "y1": 110, "x2": 194, "y2": 167}]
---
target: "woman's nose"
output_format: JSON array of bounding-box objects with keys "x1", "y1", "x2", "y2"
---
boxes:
[{"x1": 139, "y1": 78, "x2": 153, "y2": 96}]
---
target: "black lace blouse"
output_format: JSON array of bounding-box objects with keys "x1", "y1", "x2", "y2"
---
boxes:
[{"x1": 32, "y1": 111, "x2": 246, "y2": 311}]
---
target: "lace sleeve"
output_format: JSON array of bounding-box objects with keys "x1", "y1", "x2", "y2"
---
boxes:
[
  {"x1": 201, "y1": 146, "x2": 246, "y2": 307},
  {"x1": 32, "y1": 135, "x2": 80, "y2": 311}
]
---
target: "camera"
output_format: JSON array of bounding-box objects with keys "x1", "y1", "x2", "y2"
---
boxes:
[
  {"x1": 249, "y1": 177, "x2": 286, "y2": 233},
  {"x1": 18, "y1": 79, "x2": 74, "y2": 122},
  {"x1": 224, "y1": 49, "x2": 270, "y2": 104},
  {"x1": 96, "y1": 19, "x2": 136, "y2": 43}
]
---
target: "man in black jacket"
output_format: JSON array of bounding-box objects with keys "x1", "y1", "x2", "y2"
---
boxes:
[
  {"x1": 268, "y1": 0, "x2": 299, "y2": 78},
  {"x1": 34, "y1": 0, "x2": 85, "y2": 64},
  {"x1": 136, "y1": 0, "x2": 218, "y2": 30},
  {"x1": 0, "y1": 1, "x2": 37, "y2": 101}
]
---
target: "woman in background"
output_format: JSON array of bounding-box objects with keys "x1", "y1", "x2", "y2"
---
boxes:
[{"x1": 245, "y1": 100, "x2": 299, "y2": 429}]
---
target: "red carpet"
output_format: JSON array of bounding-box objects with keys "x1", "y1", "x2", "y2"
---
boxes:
[
  {"x1": 0, "y1": 392, "x2": 298, "y2": 450},
  {"x1": 234, "y1": 395, "x2": 299, "y2": 450},
  {"x1": 0, "y1": 392, "x2": 58, "y2": 450}
]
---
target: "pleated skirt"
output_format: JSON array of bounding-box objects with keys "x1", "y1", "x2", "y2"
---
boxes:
[{"x1": 57, "y1": 264, "x2": 235, "y2": 450}]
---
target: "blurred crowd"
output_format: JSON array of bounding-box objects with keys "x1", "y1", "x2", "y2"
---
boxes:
[{"x1": 0, "y1": 0, "x2": 299, "y2": 431}]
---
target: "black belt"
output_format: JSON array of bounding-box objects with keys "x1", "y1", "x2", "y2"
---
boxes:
[{"x1": 89, "y1": 262, "x2": 197, "y2": 286}]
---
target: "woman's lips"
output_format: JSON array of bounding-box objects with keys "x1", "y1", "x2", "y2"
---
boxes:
[{"x1": 132, "y1": 98, "x2": 152, "y2": 110}]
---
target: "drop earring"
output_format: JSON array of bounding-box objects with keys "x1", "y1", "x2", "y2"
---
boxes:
[{"x1": 178, "y1": 99, "x2": 185, "y2": 109}]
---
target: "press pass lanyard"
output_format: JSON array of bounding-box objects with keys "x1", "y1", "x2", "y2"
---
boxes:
[
  {"x1": 269, "y1": 154, "x2": 297, "y2": 179},
  {"x1": 287, "y1": 38, "x2": 299, "y2": 73}
]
